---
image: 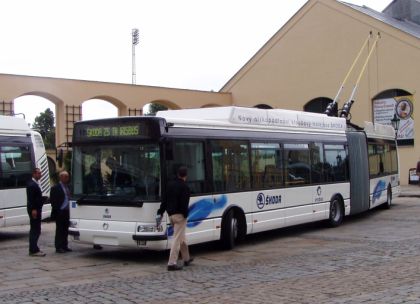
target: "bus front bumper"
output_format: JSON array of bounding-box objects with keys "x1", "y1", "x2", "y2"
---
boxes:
[{"x1": 68, "y1": 220, "x2": 168, "y2": 250}]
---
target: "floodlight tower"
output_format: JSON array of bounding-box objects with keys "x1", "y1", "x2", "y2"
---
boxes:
[{"x1": 132, "y1": 28, "x2": 140, "y2": 84}]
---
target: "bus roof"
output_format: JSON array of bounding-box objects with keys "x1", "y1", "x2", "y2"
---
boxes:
[
  {"x1": 156, "y1": 106, "x2": 347, "y2": 133},
  {"x1": 0, "y1": 115, "x2": 31, "y2": 136}
]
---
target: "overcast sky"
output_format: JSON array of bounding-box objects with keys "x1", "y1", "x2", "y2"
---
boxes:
[{"x1": 1, "y1": 0, "x2": 391, "y2": 123}]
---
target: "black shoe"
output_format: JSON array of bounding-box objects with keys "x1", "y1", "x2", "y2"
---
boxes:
[
  {"x1": 29, "y1": 251, "x2": 46, "y2": 257},
  {"x1": 64, "y1": 247, "x2": 72, "y2": 252},
  {"x1": 56, "y1": 249, "x2": 66, "y2": 253},
  {"x1": 184, "y1": 258, "x2": 194, "y2": 266},
  {"x1": 93, "y1": 245, "x2": 103, "y2": 250},
  {"x1": 167, "y1": 264, "x2": 183, "y2": 271}
]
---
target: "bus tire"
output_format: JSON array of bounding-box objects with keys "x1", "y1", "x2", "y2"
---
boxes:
[
  {"x1": 220, "y1": 209, "x2": 238, "y2": 250},
  {"x1": 383, "y1": 187, "x2": 392, "y2": 209},
  {"x1": 328, "y1": 196, "x2": 344, "y2": 227}
]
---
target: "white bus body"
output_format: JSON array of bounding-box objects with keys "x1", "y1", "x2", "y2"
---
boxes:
[
  {"x1": 0, "y1": 116, "x2": 50, "y2": 228},
  {"x1": 69, "y1": 107, "x2": 399, "y2": 250}
]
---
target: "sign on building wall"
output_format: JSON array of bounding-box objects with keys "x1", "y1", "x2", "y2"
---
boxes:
[{"x1": 373, "y1": 95, "x2": 414, "y2": 145}]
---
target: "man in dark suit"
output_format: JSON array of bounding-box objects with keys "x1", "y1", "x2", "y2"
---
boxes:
[
  {"x1": 26, "y1": 168, "x2": 46, "y2": 256},
  {"x1": 50, "y1": 171, "x2": 72, "y2": 253}
]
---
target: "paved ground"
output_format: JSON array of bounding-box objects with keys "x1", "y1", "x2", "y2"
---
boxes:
[{"x1": 0, "y1": 186, "x2": 420, "y2": 303}]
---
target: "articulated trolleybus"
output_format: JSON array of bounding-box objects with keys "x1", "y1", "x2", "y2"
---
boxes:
[
  {"x1": 69, "y1": 107, "x2": 399, "y2": 250},
  {"x1": 0, "y1": 115, "x2": 50, "y2": 228}
]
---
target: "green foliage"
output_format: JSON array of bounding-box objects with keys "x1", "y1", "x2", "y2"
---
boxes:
[
  {"x1": 32, "y1": 108, "x2": 56, "y2": 149},
  {"x1": 145, "y1": 103, "x2": 167, "y2": 116}
]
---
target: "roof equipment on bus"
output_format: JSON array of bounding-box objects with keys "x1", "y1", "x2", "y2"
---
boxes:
[
  {"x1": 157, "y1": 106, "x2": 347, "y2": 134},
  {"x1": 325, "y1": 32, "x2": 381, "y2": 120},
  {"x1": 341, "y1": 32, "x2": 381, "y2": 120},
  {"x1": 325, "y1": 32, "x2": 372, "y2": 117}
]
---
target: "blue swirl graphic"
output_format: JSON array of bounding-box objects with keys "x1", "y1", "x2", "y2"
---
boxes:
[
  {"x1": 372, "y1": 180, "x2": 386, "y2": 204},
  {"x1": 166, "y1": 195, "x2": 227, "y2": 237}
]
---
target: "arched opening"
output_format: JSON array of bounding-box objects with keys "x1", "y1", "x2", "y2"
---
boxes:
[
  {"x1": 14, "y1": 95, "x2": 58, "y2": 177},
  {"x1": 82, "y1": 99, "x2": 118, "y2": 121},
  {"x1": 143, "y1": 100, "x2": 179, "y2": 116},
  {"x1": 201, "y1": 104, "x2": 221, "y2": 108},
  {"x1": 373, "y1": 89, "x2": 412, "y2": 100},
  {"x1": 304, "y1": 97, "x2": 333, "y2": 114},
  {"x1": 372, "y1": 88, "x2": 414, "y2": 146},
  {"x1": 254, "y1": 104, "x2": 273, "y2": 109},
  {"x1": 14, "y1": 95, "x2": 56, "y2": 128}
]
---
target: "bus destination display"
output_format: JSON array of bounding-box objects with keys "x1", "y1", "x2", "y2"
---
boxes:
[{"x1": 86, "y1": 125, "x2": 139, "y2": 138}]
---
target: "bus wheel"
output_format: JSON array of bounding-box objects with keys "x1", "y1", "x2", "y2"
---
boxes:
[
  {"x1": 383, "y1": 187, "x2": 392, "y2": 209},
  {"x1": 221, "y1": 209, "x2": 238, "y2": 250},
  {"x1": 328, "y1": 197, "x2": 343, "y2": 227}
]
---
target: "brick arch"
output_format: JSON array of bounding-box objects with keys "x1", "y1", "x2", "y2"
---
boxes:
[
  {"x1": 0, "y1": 73, "x2": 232, "y2": 148},
  {"x1": 13, "y1": 91, "x2": 69, "y2": 148},
  {"x1": 85, "y1": 95, "x2": 127, "y2": 110},
  {"x1": 18, "y1": 91, "x2": 64, "y2": 107},
  {"x1": 83, "y1": 95, "x2": 125, "y2": 116}
]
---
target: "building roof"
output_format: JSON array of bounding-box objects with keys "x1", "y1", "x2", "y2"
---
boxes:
[
  {"x1": 341, "y1": 1, "x2": 420, "y2": 39},
  {"x1": 220, "y1": 0, "x2": 420, "y2": 93}
]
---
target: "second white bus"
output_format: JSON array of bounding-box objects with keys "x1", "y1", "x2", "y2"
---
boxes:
[{"x1": 0, "y1": 115, "x2": 50, "y2": 228}]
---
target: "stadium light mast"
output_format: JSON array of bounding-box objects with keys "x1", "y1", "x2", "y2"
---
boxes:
[{"x1": 132, "y1": 28, "x2": 140, "y2": 84}]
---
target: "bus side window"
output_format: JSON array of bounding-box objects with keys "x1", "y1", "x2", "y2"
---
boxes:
[
  {"x1": 250, "y1": 142, "x2": 283, "y2": 189},
  {"x1": 211, "y1": 140, "x2": 250, "y2": 193},
  {"x1": 0, "y1": 145, "x2": 32, "y2": 188},
  {"x1": 324, "y1": 144, "x2": 348, "y2": 182},
  {"x1": 310, "y1": 143, "x2": 324, "y2": 183},
  {"x1": 165, "y1": 141, "x2": 207, "y2": 195},
  {"x1": 284, "y1": 144, "x2": 310, "y2": 186}
]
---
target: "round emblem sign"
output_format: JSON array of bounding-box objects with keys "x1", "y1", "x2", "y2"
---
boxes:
[{"x1": 256, "y1": 193, "x2": 265, "y2": 209}]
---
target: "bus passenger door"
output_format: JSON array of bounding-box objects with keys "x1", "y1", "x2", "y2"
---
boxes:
[
  {"x1": 284, "y1": 143, "x2": 314, "y2": 226},
  {"x1": 164, "y1": 139, "x2": 213, "y2": 245}
]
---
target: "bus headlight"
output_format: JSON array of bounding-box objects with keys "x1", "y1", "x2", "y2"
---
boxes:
[
  {"x1": 69, "y1": 220, "x2": 78, "y2": 228},
  {"x1": 137, "y1": 224, "x2": 160, "y2": 233}
]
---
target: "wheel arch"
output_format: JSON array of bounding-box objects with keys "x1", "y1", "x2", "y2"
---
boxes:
[
  {"x1": 330, "y1": 193, "x2": 345, "y2": 206},
  {"x1": 221, "y1": 204, "x2": 247, "y2": 239},
  {"x1": 328, "y1": 193, "x2": 345, "y2": 227}
]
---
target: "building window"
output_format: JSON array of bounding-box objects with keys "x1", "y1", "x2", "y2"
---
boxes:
[{"x1": 304, "y1": 97, "x2": 333, "y2": 114}]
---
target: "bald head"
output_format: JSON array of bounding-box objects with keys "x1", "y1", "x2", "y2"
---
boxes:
[{"x1": 59, "y1": 171, "x2": 70, "y2": 184}]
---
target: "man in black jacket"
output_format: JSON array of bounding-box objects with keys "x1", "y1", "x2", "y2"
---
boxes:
[
  {"x1": 26, "y1": 168, "x2": 46, "y2": 256},
  {"x1": 157, "y1": 166, "x2": 193, "y2": 271},
  {"x1": 50, "y1": 171, "x2": 72, "y2": 253}
]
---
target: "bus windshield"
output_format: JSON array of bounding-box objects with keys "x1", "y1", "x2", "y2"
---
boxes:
[{"x1": 72, "y1": 143, "x2": 160, "y2": 202}]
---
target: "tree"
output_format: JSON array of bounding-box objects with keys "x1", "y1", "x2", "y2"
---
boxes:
[
  {"x1": 32, "y1": 108, "x2": 56, "y2": 149},
  {"x1": 145, "y1": 103, "x2": 167, "y2": 116}
]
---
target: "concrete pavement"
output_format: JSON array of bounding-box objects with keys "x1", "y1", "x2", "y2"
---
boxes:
[
  {"x1": 0, "y1": 193, "x2": 419, "y2": 303},
  {"x1": 400, "y1": 184, "x2": 420, "y2": 197}
]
